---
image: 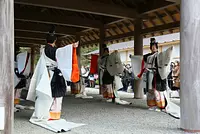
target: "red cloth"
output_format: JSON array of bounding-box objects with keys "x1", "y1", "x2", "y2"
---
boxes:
[
  {"x1": 137, "y1": 59, "x2": 145, "y2": 78},
  {"x1": 90, "y1": 54, "x2": 99, "y2": 74}
]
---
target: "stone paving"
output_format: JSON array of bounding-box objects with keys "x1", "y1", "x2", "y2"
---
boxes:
[{"x1": 2, "y1": 88, "x2": 195, "y2": 134}]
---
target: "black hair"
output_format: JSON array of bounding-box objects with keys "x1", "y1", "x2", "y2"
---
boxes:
[
  {"x1": 103, "y1": 47, "x2": 109, "y2": 53},
  {"x1": 150, "y1": 38, "x2": 158, "y2": 50},
  {"x1": 102, "y1": 44, "x2": 107, "y2": 48},
  {"x1": 46, "y1": 25, "x2": 57, "y2": 44}
]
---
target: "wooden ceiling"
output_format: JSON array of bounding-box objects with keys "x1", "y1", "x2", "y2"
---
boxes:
[{"x1": 14, "y1": 0, "x2": 180, "y2": 48}]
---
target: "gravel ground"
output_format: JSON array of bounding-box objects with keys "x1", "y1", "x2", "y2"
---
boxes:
[{"x1": 1, "y1": 88, "x2": 191, "y2": 134}]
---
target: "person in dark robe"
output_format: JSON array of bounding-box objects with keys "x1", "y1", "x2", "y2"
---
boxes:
[
  {"x1": 137, "y1": 38, "x2": 167, "y2": 111},
  {"x1": 44, "y1": 30, "x2": 67, "y2": 98},
  {"x1": 99, "y1": 47, "x2": 115, "y2": 100}
]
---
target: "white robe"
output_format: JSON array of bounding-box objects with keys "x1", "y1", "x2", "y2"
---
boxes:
[
  {"x1": 106, "y1": 51, "x2": 124, "y2": 76},
  {"x1": 27, "y1": 44, "x2": 84, "y2": 132},
  {"x1": 17, "y1": 51, "x2": 31, "y2": 76}
]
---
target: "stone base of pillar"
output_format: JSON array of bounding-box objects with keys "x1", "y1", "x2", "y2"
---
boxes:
[
  {"x1": 134, "y1": 79, "x2": 144, "y2": 99},
  {"x1": 99, "y1": 85, "x2": 103, "y2": 95},
  {"x1": 181, "y1": 128, "x2": 200, "y2": 133}
]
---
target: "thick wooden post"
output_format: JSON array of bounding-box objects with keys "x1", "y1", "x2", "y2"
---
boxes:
[
  {"x1": 180, "y1": 0, "x2": 200, "y2": 132},
  {"x1": 76, "y1": 34, "x2": 82, "y2": 92},
  {"x1": 99, "y1": 25, "x2": 105, "y2": 56},
  {"x1": 31, "y1": 46, "x2": 35, "y2": 74},
  {"x1": 0, "y1": 0, "x2": 14, "y2": 133},
  {"x1": 134, "y1": 19, "x2": 144, "y2": 99},
  {"x1": 99, "y1": 25, "x2": 105, "y2": 94},
  {"x1": 76, "y1": 35, "x2": 81, "y2": 69}
]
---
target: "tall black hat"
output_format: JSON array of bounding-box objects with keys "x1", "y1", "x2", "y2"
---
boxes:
[
  {"x1": 46, "y1": 25, "x2": 57, "y2": 43},
  {"x1": 150, "y1": 38, "x2": 158, "y2": 49}
]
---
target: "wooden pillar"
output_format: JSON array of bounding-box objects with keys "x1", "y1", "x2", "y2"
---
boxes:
[
  {"x1": 99, "y1": 25, "x2": 105, "y2": 56},
  {"x1": 30, "y1": 46, "x2": 35, "y2": 74},
  {"x1": 76, "y1": 34, "x2": 82, "y2": 93},
  {"x1": 0, "y1": 0, "x2": 14, "y2": 133},
  {"x1": 126, "y1": 50, "x2": 128, "y2": 64},
  {"x1": 180, "y1": 0, "x2": 200, "y2": 132},
  {"x1": 99, "y1": 25, "x2": 105, "y2": 94},
  {"x1": 76, "y1": 34, "x2": 81, "y2": 69},
  {"x1": 134, "y1": 19, "x2": 144, "y2": 99}
]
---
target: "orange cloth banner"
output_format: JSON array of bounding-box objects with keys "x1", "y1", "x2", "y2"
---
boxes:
[{"x1": 71, "y1": 47, "x2": 80, "y2": 82}]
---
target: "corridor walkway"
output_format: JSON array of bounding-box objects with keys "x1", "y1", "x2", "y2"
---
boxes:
[{"x1": 13, "y1": 88, "x2": 183, "y2": 134}]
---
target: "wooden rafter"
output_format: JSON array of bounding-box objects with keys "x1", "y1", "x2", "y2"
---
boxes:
[
  {"x1": 121, "y1": 21, "x2": 132, "y2": 32},
  {"x1": 142, "y1": 21, "x2": 148, "y2": 29},
  {"x1": 111, "y1": 27, "x2": 119, "y2": 35},
  {"x1": 15, "y1": 0, "x2": 138, "y2": 19},
  {"x1": 86, "y1": 33, "x2": 94, "y2": 41},
  {"x1": 15, "y1": 7, "x2": 102, "y2": 29},
  {"x1": 82, "y1": 21, "x2": 180, "y2": 45},
  {"x1": 91, "y1": 30, "x2": 99, "y2": 39},
  {"x1": 139, "y1": 0, "x2": 175, "y2": 14},
  {"x1": 15, "y1": 38, "x2": 46, "y2": 45},
  {"x1": 15, "y1": 31, "x2": 47, "y2": 40},
  {"x1": 154, "y1": 11, "x2": 166, "y2": 24},
  {"x1": 81, "y1": 37, "x2": 86, "y2": 42},
  {"x1": 88, "y1": 31, "x2": 97, "y2": 40},
  {"x1": 174, "y1": 5, "x2": 180, "y2": 12},
  {"x1": 164, "y1": 8, "x2": 176, "y2": 22},
  {"x1": 148, "y1": 19, "x2": 156, "y2": 36},
  {"x1": 106, "y1": 30, "x2": 112, "y2": 36},
  {"x1": 15, "y1": 21, "x2": 83, "y2": 35},
  {"x1": 115, "y1": 23, "x2": 125, "y2": 33}
]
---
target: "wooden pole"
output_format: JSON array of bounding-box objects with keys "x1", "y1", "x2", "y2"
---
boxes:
[
  {"x1": 76, "y1": 34, "x2": 82, "y2": 92},
  {"x1": 180, "y1": 0, "x2": 200, "y2": 132},
  {"x1": 30, "y1": 46, "x2": 35, "y2": 74},
  {"x1": 99, "y1": 24, "x2": 105, "y2": 94},
  {"x1": 99, "y1": 25, "x2": 105, "y2": 56},
  {"x1": 0, "y1": 0, "x2": 14, "y2": 133},
  {"x1": 134, "y1": 19, "x2": 144, "y2": 99},
  {"x1": 76, "y1": 35, "x2": 81, "y2": 69}
]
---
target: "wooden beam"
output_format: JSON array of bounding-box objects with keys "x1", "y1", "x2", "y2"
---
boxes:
[
  {"x1": 175, "y1": 5, "x2": 180, "y2": 12},
  {"x1": 30, "y1": 46, "x2": 35, "y2": 73},
  {"x1": 99, "y1": 25, "x2": 105, "y2": 56},
  {"x1": 111, "y1": 27, "x2": 119, "y2": 35},
  {"x1": 0, "y1": 0, "x2": 14, "y2": 133},
  {"x1": 15, "y1": 38, "x2": 46, "y2": 45},
  {"x1": 85, "y1": 33, "x2": 94, "y2": 41},
  {"x1": 141, "y1": 21, "x2": 180, "y2": 34},
  {"x1": 15, "y1": 21, "x2": 84, "y2": 35},
  {"x1": 143, "y1": 21, "x2": 148, "y2": 29},
  {"x1": 15, "y1": 31, "x2": 47, "y2": 40},
  {"x1": 139, "y1": 0, "x2": 176, "y2": 14},
  {"x1": 91, "y1": 30, "x2": 99, "y2": 39},
  {"x1": 121, "y1": 21, "x2": 132, "y2": 32},
  {"x1": 16, "y1": 42, "x2": 38, "y2": 47},
  {"x1": 166, "y1": 0, "x2": 180, "y2": 4},
  {"x1": 15, "y1": 8, "x2": 102, "y2": 29},
  {"x1": 164, "y1": 8, "x2": 176, "y2": 22},
  {"x1": 82, "y1": 21, "x2": 180, "y2": 45},
  {"x1": 115, "y1": 23, "x2": 125, "y2": 33},
  {"x1": 154, "y1": 11, "x2": 166, "y2": 24},
  {"x1": 106, "y1": 30, "x2": 113, "y2": 36},
  {"x1": 15, "y1": 0, "x2": 138, "y2": 19},
  {"x1": 149, "y1": 18, "x2": 156, "y2": 26}
]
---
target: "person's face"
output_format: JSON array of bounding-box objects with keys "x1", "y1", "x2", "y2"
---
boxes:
[
  {"x1": 104, "y1": 50, "x2": 109, "y2": 55},
  {"x1": 151, "y1": 45, "x2": 158, "y2": 53}
]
